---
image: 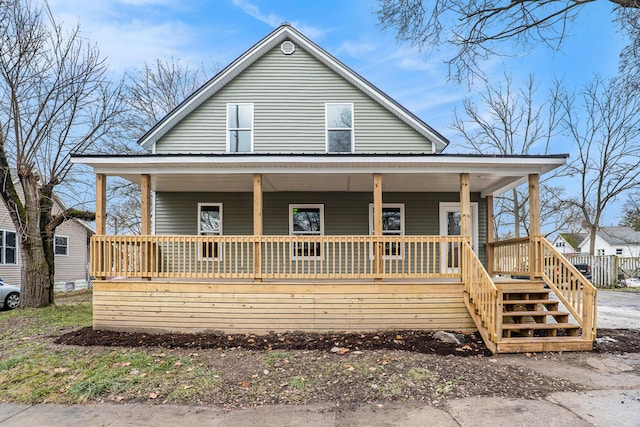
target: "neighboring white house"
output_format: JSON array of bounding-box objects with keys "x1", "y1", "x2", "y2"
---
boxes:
[
  {"x1": 558, "y1": 227, "x2": 640, "y2": 257},
  {"x1": 0, "y1": 195, "x2": 94, "y2": 290},
  {"x1": 552, "y1": 232, "x2": 588, "y2": 255}
]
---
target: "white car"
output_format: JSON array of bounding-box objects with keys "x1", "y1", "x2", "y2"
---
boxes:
[{"x1": 0, "y1": 279, "x2": 20, "y2": 310}]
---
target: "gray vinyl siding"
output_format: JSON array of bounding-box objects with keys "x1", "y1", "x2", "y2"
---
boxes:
[
  {"x1": 155, "y1": 191, "x2": 486, "y2": 263},
  {"x1": 0, "y1": 198, "x2": 91, "y2": 286},
  {"x1": 0, "y1": 207, "x2": 20, "y2": 284},
  {"x1": 53, "y1": 219, "x2": 91, "y2": 284},
  {"x1": 156, "y1": 44, "x2": 434, "y2": 154}
]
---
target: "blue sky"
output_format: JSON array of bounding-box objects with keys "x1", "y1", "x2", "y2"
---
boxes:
[{"x1": 48, "y1": 0, "x2": 628, "y2": 224}]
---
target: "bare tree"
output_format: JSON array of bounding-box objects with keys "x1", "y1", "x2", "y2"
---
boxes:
[
  {"x1": 451, "y1": 73, "x2": 575, "y2": 237},
  {"x1": 97, "y1": 57, "x2": 217, "y2": 234},
  {"x1": 620, "y1": 193, "x2": 640, "y2": 231},
  {"x1": 561, "y1": 76, "x2": 640, "y2": 255},
  {"x1": 0, "y1": 0, "x2": 123, "y2": 306},
  {"x1": 377, "y1": 0, "x2": 640, "y2": 82}
]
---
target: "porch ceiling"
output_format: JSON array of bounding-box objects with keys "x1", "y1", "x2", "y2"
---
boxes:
[{"x1": 72, "y1": 154, "x2": 568, "y2": 197}]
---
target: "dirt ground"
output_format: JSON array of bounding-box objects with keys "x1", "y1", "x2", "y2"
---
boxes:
[
  {"x1": 51, "y1": 327, "x2": 640, "y2": 408},
  {"x1": 48, "y1": 290, "x2": 640, "y2": 408},
  {"x1": 55, "y1": 327, "x2": 640, "y2": 355}
]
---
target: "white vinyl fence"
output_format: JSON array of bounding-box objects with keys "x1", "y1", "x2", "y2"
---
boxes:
[{"x1": 565, "y1": 255, "x2": 640, "y2": 287}]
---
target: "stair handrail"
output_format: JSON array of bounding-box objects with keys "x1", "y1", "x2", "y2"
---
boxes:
[
  {"x1": 462, "y1": 240, "x2": 502, "y2": 345},
  {"x1": 537, "y1": 237, "x2": 598, "y2": 341}
]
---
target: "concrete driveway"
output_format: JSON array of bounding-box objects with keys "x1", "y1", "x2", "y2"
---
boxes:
[{"x1": 596, "y1": 289, "x2": 640, "y2": 329}]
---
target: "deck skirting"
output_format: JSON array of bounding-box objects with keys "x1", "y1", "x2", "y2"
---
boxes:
[{"x1": 92, "y1": 280, "x2": 476, "y2": 334}]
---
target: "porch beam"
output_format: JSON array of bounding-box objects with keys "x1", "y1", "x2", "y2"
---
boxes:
[
  {"x1": 529, "y1": 174, "x2": 541, "y2": 277},
  {"x1": 460, "y1": 173, "x2": 471, "y2": 239},
  {"x1": 373, "y1": 173, "x2": 383, "y2": 279},
  {"x1": 486, "y1": 195, "x2": 495, "y2": 276},
  {"x1": 253, "y1": 174, "x2": 263, "y2": 281},
  {"x1": 96, "y1": 174, "x2": 106, "y2": 235},
  {"x1": 141, "y1": 174, "x2": 151, "y2": 235}
]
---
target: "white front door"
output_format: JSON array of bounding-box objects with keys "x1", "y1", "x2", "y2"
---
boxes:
[{"x1": 439, "y1": 202, "x2": 478, "y2": 271}]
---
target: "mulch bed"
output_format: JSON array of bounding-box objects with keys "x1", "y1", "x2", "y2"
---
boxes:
[{"x1": 55, "y1": 327, "x2": 640, "y2": 355}]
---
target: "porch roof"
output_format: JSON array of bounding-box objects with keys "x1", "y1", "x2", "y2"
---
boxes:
[{"x1": 72, "y1": 153, "x2": 567, "y2": 197}]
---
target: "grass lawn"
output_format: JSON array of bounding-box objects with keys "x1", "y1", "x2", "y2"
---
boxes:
[{"x1": 1, "y1": 290, "x2": 621, "y2": 408}]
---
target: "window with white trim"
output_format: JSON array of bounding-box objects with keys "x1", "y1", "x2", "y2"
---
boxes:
[
  {"x1": 54, "y1": 235, "x2": 69, "y2": 256},
  {"x1": 0, "y1": 230, "x2": 17, "y2": 264},
  {"x1": 326, "y1": 103, "x2": 353, "y2": 153},
  {"x1": 597, "y1": 249, "x2": 605, "y2": 256},
  {"x1": 198, "y1": 203, "x2": 222, "y2": 259},
  {"x1": 227, "y1": 103, "x2": 253, "y2": 153},
  {"x1": 369, "y1": 203, "x2": 405, "y2": 258},
  {"x1": 289, "y1": 204, "x2": 324, "y2": 258},
  {"x1": 555, "y1": 241, "x2": 565, "y2": 248},
  {"x1": 616, "y1": 248, "x2": 623, "y2": 256}
]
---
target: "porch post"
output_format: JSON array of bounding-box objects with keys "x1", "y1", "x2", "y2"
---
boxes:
[
  {"x1": 528, "y1": 174, "x2": 541, "y2": 277},
  {"x1": 459, "y1": 173, "x2": 471, "y2": 239},
  {"x1": 140, "y1": 174, "x2": 151, "y2": 235},
  {"x1": 460, "y1": 173, "x2": 471, "y2": 280},
  {"x1": 253, "y1": 174, "x2": 263, "y2": 282},
  {"x1": 486, "y1": 195, "x2": 495, "y2": 276},
  {"x1": 373, "y1": 173, "x2": 383, "y2": 280},
  {"x1": 95, "y1": 173, "x2": 106, "y2": 280},
  {"x1": 96, "y1": 174, "x2": 107, "y2": 235},
  {"x1": 140, "y1": 174, "x2": 152, "y2": 280}
]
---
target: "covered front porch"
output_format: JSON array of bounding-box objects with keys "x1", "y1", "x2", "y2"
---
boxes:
[{"x1": 74, "y1": 154, "x2": 597, "y2": 353}]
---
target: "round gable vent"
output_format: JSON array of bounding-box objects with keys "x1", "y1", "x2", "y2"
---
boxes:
[{"x1": 281, "y1": 41, "x2": 296, "y2": 55}]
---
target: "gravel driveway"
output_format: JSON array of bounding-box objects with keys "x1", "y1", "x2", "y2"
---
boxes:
[{"x1": 596, "y1": 290, "x2": 640, "y2": 329}]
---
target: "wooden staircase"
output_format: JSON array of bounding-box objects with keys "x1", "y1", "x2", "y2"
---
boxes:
[{"x1": 491, "y1": 280, "x2": 593, "y2": 353}]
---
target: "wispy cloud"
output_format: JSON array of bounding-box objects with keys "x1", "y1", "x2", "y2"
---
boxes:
[
  {"x1": 47, "y1": 0, "x2": 199, "y2": 73},
  {"x1": 231, "y1": 0, "x2": 281, "y2": 27},
  {"x1": 231, "y1": 0, "x2": 328, "y2": 39},
  {"x1": 335, "y1": 41, "x2": 376, "y2": 58}
]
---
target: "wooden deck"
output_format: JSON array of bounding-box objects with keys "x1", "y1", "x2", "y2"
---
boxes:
[
  {"x1": 92, "y1": 279, "x2": 476, "y2": 334},
  {"x1": 89, "y1": 234, "x2": 597, "y2": 354}
]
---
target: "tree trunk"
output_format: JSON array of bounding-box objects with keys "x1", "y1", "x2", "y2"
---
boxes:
[
  {"x1": 19, "y1": 233, "x2": 55, "y2": 307},
  {"x1": 589, "y1": 226, "x2": 597, "y2": 256}
]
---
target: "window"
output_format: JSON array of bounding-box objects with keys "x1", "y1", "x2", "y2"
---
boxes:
[
  {"x1": 597, "y1": 249, "x2": 605, "y2": 256},
  {"x1": 0, "y1": 230, "x2": 17, "y2": 264},
  {"x1": 198, "y1": 203, "x2": 222, "y2": 259},
  {"x1": 326, "y1": 103, "x2": 353, "y2": 153},
  {"x1": 616, "y1": 248, "x2": 623, "y2": 256},
  {"x1": 227, "y1": 103, "x2": 253, "y2": 152},
  {"x1": 54, "y1": 236, "x2": 69, "y2": 256},
  {"x1": 555, "y1": 241, "x2": 565, "y2": 248},
  {"x1": 289, "y1": 204, "x2": 324, "y2": 258},
  {"x1": 369, "y1": 204, "x2": 405, "y2": 258}
]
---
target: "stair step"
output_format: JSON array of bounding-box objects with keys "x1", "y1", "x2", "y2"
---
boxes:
[
  {"x1": 502, "y1": 323, "x2": 579, "y2": 331},
  {"x1": 503, "y1": 291, "x2": 550, "y2": 300},
  {"x1": 502, "y1": 310, "x2": 569, "y2": 317},
  {"x1": 503, "y1": 299, "x2": 558, "y2": 307}
]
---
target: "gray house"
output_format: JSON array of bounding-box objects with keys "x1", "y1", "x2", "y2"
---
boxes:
[
  {"x1": 73, "y1": 24, "x2": 596, "y2": 353},
  {"x1": 0, "y1": 193, "x2": 93, "y2": 290}
]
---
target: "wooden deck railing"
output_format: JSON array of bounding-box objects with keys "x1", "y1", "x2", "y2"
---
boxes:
[
  {"x1": 490, "y1": 236, "x2": 597, "y2": 342},
  {"x1": 491, "y1": 237, "x2": 530, "y2": 276},
  {"x1": 537, "y1": 237, "x2": 598, "y2": 341},
  {"x1": 90, "y1": 235, "x2": 466, "y2": 280},
  {"x1": 462, "y1": 241, "x2": 501, "y2": 347}
]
